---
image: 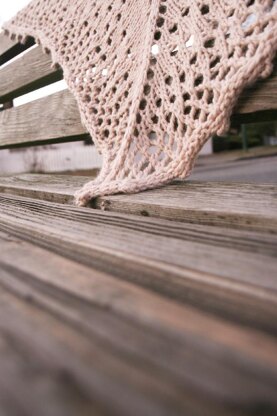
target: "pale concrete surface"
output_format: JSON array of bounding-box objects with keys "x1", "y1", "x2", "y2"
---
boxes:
[{"x1": 191, "y1": 154, "x2": 277, "y2": 183}]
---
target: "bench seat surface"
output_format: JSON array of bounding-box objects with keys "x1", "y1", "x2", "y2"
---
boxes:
[{"x1": 0, "y1": 176, "x2": 276, "y2": 416}]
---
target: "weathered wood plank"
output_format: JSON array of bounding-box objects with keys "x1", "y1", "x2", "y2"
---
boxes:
[
  {"x1": 234, "y1": 63, "x2": 277, "y2": 114},
  {"x1": 0, "y1": 46, "x2": 63, "y2": 102},
  {"x1": 0, "y1": 297, "x2": 105, "y2": 416},
  {"x1": 0, "y1": 289, "x2": 203, "y2": 416},
  {"x1": 0, "y1": 32, "x2": 17, "y2": 56},
  {"x1": 92, "y1": 181, "x2": 277, "y2": 233},
  {"x1": 1, "y1": 176, "x2": 277, "y2": 255},
  {"x1": 0, "y1": 193, "x2": 276, "y2": 334},
  {"x1": 1, "y1": 230, "x2": 277, "y2": 415},
  {"x1": 0, "y1": 90, "x2": 89, "y2": 148},
  {"x1": 0, "y1": 32, "x2": 34, "y2": 65},
  {"x1": 0, "y1": 174, "x2": 276, "y2": 233}
]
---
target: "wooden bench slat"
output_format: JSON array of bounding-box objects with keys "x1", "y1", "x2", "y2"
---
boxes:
[
  {"x1": 0, "y1": 293, "x2": 102, "y2": 416},
  {"x1": 0, "y1": 46, "x2": 63, "y2": 102},
  {"x1": 0, "y1": 90, "x2": 88, "y2": 148},
  {"x1": 1, "y1": 176, "x2": 277, "y2": 257},
  {"x1": 0, "y1": 32, "x2": 35, "y2": 66},
  {"x1": 0, "y1": 289, "x2": 201, "y2": 416},
  {"x1": 234, "y1": 63, "x2": 277, "y2": 114},
  {"x1": 0, "y1": 293, "x2": 204, "y2": 416},
  {"x1": 0, "y1": 193, "x2": 276, "y2": 334},
  {"x1": 2, "y1": 229, "x2": 276, "y2": 365},
  {"x1": 93, "y1": 181, "x2": 277, "y2": 233},
  {"x1": 0, "y1": 182, "x2": 276, "y2": 255},
  {"x1": 1, "y1": 231, "x2": 277, "y2": 415},
  {"x1": 0, "y1": 32, "x2": 17, "y2": 56},
  {"x1": 0, "y1": 174, "x2": 276, "y2": 233}
]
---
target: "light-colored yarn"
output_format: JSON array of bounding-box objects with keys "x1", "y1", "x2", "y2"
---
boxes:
[{"x1": 3, "y1": 0, "x2": 277, "y2": 206}]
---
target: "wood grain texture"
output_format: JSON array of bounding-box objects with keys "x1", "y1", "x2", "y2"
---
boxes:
[
  {"x1": 0, "y1": 282, "x2": 206, "y2": 416},
  {"x1": 0, "y1": 90, "x2": 89, "y2": 148},
  {"x1": 0, "y1": 32, "x2": 35, "y2": 65},
  {"x1": 0, "y1": 46, "x2": 63, "y2": 102},
  {"x1": 0, "y1": 174, "x2": 276, "y2": 233},
  {"x1": 234, "y1": 63, "x2": 277, "y2": 114},
  {"x1": 1, "y1": 175, "x2": 277, "y2": 254},
  {"x1": 0, "y1": 193, "x2": 276, "y2": 335},
  {"x1": 92, "y1": 181, "x2": 277, "y2": 233},
  {"x1": 0, "y1": 230, "x2": 277, "y2": 415}
]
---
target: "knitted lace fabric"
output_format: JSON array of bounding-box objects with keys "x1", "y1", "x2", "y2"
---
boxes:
[{"x1": 3, "y1": 0, "x2": 277, "y2": 206}]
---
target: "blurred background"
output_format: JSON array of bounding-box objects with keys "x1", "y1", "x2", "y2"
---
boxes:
[{"x1": 1, "y1": 0, "x2": 276, "y2": 182}]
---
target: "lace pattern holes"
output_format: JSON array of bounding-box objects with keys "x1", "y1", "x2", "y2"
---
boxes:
[{"x1": 6, "y1": 0, "x2": 277, "y2": 204}]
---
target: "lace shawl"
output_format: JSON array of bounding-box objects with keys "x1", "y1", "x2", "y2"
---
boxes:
[{"x1": 3, "y1": 0, "x2": 277, "y2": 205}]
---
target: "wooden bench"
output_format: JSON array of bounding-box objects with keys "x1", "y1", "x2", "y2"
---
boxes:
[{"x1": 0, "y1": 33, "x2": 277, "y2": 416}]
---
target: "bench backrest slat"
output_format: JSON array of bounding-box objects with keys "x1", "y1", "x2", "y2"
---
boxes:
[
  {"x1": 235, "y1": 65, "x2": 277, "y2": 114},
  {"x1": 0, "y1": 45, "x2": 63, "y2": 103},
  {"x1": 0, "y1": 90, "x2": 89, "y2": 148},
  {"x1": 0, "y1": 32, "x2": 35, "y2": 66}
]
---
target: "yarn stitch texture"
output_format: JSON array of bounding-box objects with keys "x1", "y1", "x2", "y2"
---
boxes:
[{"x1": 3, "y1": 0, "x2": 277, "y2": 206}]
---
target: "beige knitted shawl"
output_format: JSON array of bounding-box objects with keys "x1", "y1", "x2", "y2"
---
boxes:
[{"x1": 3, "y1": 0, "x2": 277, "y2": 206}]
